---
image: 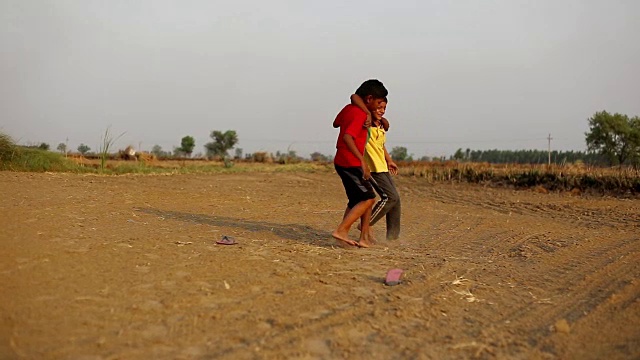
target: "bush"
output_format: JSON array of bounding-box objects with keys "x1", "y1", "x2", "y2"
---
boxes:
[
  {"x1": 0, "y1": 132, "x2": 84, "y2": 172},
  {"x1": 0, "y1": 133, "x2": 18, "y2": 163},
  {"x1": 252, "y1": 152, "x2": 273, "y2": 163}
]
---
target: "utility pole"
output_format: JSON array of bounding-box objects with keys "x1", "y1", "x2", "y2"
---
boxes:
[{"x1": 547, "y1": 133, "x2": 553, "y2": 166}]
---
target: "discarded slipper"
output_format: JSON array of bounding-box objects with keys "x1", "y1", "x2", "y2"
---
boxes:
[
  {"x1": 385, "y1": 269, "x2": 403, "y2": 286},
  {"x1": 216, "y1": 236, "x2": 236, "y2": 245}
]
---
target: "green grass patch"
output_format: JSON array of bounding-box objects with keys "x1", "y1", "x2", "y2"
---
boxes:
[
  {"x1": 72, "y1": 159, "x2": 332, "y2": 175},
  {"x1": 1, "y1": 131, "x2": 333, "y2": 175},
  {"x1": 0, "y1": 134, "x2": 87, "y2": 172},
  {"x1": 1, "y1": 147, "x2": 87, "y2": 172},
  {"x1": 0, "y1": 133, "x2": 18, "y2": 163}
]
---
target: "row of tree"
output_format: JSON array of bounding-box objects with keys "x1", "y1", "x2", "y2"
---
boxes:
[
  {"x1": 449, "y1": 148, "x2": 608, "y2": 165},
  {"x1": 42, "y1": 110, "x2": 640, "y2": 166},
  {"x1": 391, "y1": 111, "x2": 640, "y2": 166},
  {"x1": 149, "y1": 130, "x2": 239, "y2": 159},
  {"x1": 52, "y1": 130, "x2": 239, "y2": 158},
  {"x1": 26, "y1": 142, "x2": 94, "y2": 156}
]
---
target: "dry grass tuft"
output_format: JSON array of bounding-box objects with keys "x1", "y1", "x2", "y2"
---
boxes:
[
  {"x1": 398, "y1": 161, "x2": 640, "y2": 197},
  {"x1": 453, "y1": 289, "x2": 480, "y2": 303},
  {"x1": 451, "y1": 275, "x2": 471, "y2": 286}
]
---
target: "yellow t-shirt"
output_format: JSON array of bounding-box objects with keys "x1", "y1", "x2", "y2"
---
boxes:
[{"x1": 364, "y1": 125, "x2": 388, "y2": 173}]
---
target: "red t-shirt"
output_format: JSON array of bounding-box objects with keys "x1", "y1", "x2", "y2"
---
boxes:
[{"x1": 334, "y1": 104, "x2": 368, "y2": 167}]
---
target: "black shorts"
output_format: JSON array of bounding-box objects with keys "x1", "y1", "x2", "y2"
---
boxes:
[{"x1": 335, "y1": 164, "x2": 376, "y2": 209}]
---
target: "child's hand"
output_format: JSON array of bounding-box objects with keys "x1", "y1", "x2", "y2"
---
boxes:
[
  {"x1": 362, "y1": 163, "x2": 371, "y2": 180},
  {"x1": 388, "y1": 161, "x2": 398, "y2": 175},
  {"x1": 363, "y1": 113, "x2": 372, "y2": 128}
]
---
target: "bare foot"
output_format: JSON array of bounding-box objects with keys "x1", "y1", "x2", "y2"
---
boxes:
[
  {"x1": 332, "y1": 231, "x2": 357, "y2": 248},
  {"x1": 358, "y1": 239, "x2": 373, "y2": 248},
  {"x1": 357, "y1": 230, "x2": 375, "y2": 248},
  {"x1": 356, "y1": 225, "x2": 376, "y2": 245},
  {"x1": 368, "y1": 230, "x2": 377, "y2": 245}
]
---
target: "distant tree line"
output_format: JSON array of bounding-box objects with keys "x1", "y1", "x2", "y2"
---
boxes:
[
  {"x1": 450, "y1": 148, "x2": 609, "y2": 165},
  {"x1": 150, "y1": 131, "x2": 239, "y2": 159},
  {"x1": 18, "y1": 110, "x2": 640, "y2": 167},
  {"x1": 394, "y1": 110, "x2": 639, "y2": 167}
]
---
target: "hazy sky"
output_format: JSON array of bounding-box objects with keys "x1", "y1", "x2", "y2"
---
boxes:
[{"x1": 2, "y1": 0, "x2": 639, "y2": 158}]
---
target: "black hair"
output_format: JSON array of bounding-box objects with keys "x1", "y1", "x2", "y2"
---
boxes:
[{"x1": 355, "y1": 79, "x2": 388, "y2": 100}]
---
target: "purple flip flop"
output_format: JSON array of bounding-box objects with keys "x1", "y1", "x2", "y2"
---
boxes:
[
  {"x1": 385, "y1": 269, "x2": 403, "y2": 286},
  {"x1": 216, "y1": 235, "x2": 236, "y2": 245}
]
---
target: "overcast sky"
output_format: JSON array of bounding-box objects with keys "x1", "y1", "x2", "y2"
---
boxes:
[{"x1": 1, "y1": 0, "x2": 639, "y2": 158}]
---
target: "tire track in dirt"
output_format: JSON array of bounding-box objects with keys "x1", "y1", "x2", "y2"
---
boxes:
[
  {"x1": 419, "y1": 233, "x2": 637, "y2": 356},
  {"x1": 424, "y1": 185, "x2": 639, "y2": 229},
  {"x1": 429, "y1": 225, "x2": 517, "y2": 262},
  {"x1": 406, "y1": 182, "x2": 640, "y2": 357},
  {"x1": 560, "y1": 277, "x2": 640, "y2": 358},
  {"x1": 420, "y1": 199, "x2": 536, "y2": 263},
  {"x1": 497, "y1": 235, "x2": 639, "y2": 344},
  {"x1": 515, "y1": 202, "x2": 639, "y2": 229}
]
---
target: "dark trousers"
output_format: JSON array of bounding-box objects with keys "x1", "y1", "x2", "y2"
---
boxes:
[{"x1": 370, "y1": 172, "x2": 401, "y2": 240}]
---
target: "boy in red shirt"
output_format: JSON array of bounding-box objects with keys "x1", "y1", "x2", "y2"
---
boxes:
[{"x1": 332, "y1": 79, "x2": 388, "y2": 248}]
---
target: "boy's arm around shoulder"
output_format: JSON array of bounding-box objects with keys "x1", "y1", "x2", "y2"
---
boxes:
[
  {"x1": 351, "y1": 94, "x2": 372, "y2": 128},
  {"x1": 333, "y1": 98, "x2": 367, "y2": 128}
]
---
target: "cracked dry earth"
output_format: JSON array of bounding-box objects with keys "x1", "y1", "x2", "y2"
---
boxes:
[{"x1": 1, "y1": 171, "x2": 638, "y2": 359}]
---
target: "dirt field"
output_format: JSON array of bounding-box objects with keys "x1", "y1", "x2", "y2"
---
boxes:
[{"x1": 1, "y1": 170, "x2": 638, "y2": 359}]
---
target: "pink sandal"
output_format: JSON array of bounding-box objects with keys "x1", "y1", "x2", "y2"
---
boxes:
[
  {"x1": 216, "y1": 236, "x2": 236, "y2": 245},
  {"x1": 385, "y1": 269, "x2": 403, "y2": 286}
]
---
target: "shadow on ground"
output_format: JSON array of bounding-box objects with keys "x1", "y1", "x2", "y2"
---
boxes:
[{"x1": 135, "y1": 207, "x2": 332, "y2": 246}]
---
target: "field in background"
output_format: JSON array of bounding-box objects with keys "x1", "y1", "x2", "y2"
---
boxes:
[
  {"x1": 397, "y1": 160, "x2": 640, "y2": 197},
  {"x1": 1, "y1": 133, "x2": 638, "y2": 197},
  {"x1": 60, "y1": 154, "x2": 640, "y2": 197}
]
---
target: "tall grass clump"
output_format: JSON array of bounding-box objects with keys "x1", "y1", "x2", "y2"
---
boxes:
[
  {"x1": 99, "y1": 126, "x2": 125, "y2": 171},
  {"x1": 0, "y1": 132, "x2": 18, "y2": 163},
  {"x1": 0, "y1": 132, "x2": 84, "y2": 172}
]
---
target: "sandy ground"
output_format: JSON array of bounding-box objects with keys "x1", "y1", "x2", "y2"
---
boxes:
[{"x1": 0, "y1": 171, "x2": 638, "y2": 360}]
